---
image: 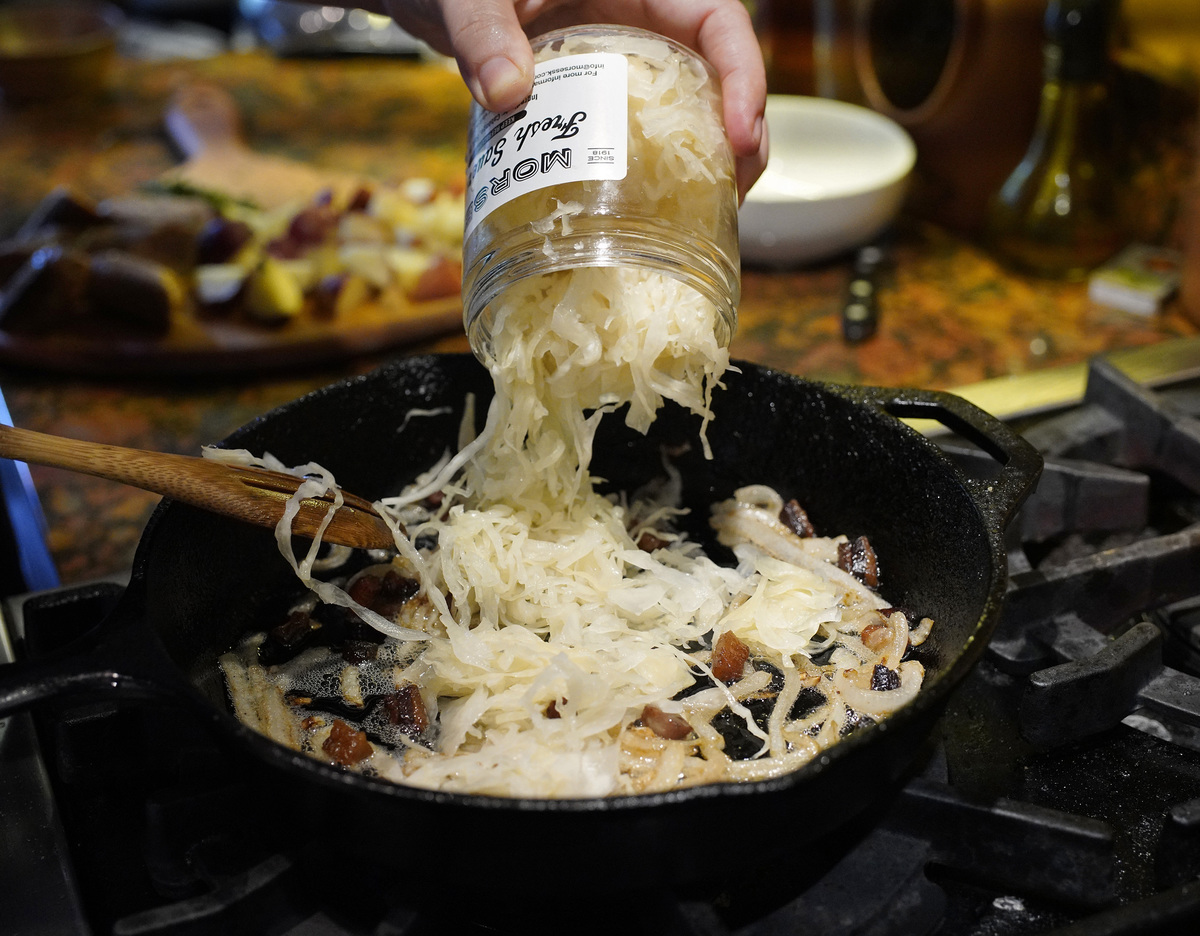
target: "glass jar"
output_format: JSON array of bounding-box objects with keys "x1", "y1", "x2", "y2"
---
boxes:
[{"x1": 461, "y1": 25, "x2": 740, "y2": 362}]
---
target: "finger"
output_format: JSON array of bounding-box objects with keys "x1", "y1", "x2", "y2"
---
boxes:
[
  {"x1": 687, "y1": 3, "x2": 767, "y2": 161},
  {"x1": 441, "y1": 0, "x2": 536, "y2": 111},
  {"x1": 736, "y1": 116, "x2": 769, "y2": 203}
]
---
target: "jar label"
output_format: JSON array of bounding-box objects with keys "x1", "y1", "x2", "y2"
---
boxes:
[{"x1": 465, "y1": 52, "x2": 629, "y2": 238}]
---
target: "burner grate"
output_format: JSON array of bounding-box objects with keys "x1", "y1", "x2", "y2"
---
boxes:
[{"x1": 938, "y1": 357, "x2": 1200, "y2": 757}]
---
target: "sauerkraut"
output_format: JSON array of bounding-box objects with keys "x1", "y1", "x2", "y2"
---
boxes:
[{"x1": 217, "y1": 263, "x2": 934, "y2": 799}]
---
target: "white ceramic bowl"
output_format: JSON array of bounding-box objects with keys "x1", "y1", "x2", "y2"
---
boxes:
[{"x1": 739, "y1": 95, "x2": 916, "y2": 267}]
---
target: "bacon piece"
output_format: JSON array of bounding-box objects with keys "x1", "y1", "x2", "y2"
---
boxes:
[
  {"x1": 377, "y1": 570, "x2": 418, "y2": 605},
  {"x1": 871, "y1": 664, "x2": 901, "y2": 692},
  {"x1": 711, "y1": 631, "x2": 749, "y2": 683},
  {"x1": 322, "y1": 719, "x2": 373, "y2": 766},
  {"x1": 838, "y1": 535, "x2": 879, "y2": 587},
  {"x1": 641, "y1": 704, "x2": 693, "y2": 740},
  {"x1": 348, "y1": 570, "x2": 419, "y2": 619},
  {"x1": 779, "y1": 498, "x2": 815, "y2": 537},
  {"x1": 347, "y1": 573, "x2": 382, "y2": 607},
  {"x1": 382, "y1": 570, "x2": 418, "y2": 597},
  {"x1": 383, "y1": 682, "x2": 429, "y2": 739},
  {"x1": 259, "y1": 610, "x2": 321, "y2": 665},
  {"x1": 341, "y1": 641, "x2": 378, "y2": 664},
  {"x1": 271, "y1": 610, "x2": 317, "y2": 647},
  {"x1": 860, "y1": 622, "x2": 890, "y2": 653},
  {"x1": 636, "y1": 531, "x2": 668, "y2": 552}
]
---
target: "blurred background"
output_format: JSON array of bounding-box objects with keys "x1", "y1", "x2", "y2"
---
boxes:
[{"x1": 750, "y1": 0, "x2": 1200, "y2": 243}]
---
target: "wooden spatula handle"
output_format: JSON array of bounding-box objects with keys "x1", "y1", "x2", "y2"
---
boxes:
[
  {"x1": 0, "y1": 423, "x2": 396, "y2": 550},
  {"x1": 165, "y1": 83, "x2": 245, "y2": 159}
]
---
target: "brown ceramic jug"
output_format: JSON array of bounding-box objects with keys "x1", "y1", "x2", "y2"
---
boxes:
[{"x1": 852, "y1": 0, "x2": 1047, "y2": 236}]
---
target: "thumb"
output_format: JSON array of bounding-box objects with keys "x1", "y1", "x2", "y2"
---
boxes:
[{"x1": 443, "y1": 1, "x2": 535, "y2": 111}]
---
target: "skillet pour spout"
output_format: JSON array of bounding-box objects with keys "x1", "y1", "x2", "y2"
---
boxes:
[{"x1": 0, "y1": 354, "x2": 1041, "y2": 894}]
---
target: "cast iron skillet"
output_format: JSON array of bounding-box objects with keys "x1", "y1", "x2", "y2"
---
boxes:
[{"x1": 0, "y1": 354, "x2": 1041, "y2": 894}]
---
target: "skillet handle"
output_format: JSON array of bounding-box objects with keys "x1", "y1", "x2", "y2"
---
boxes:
[
  {"x1": 860, "y1": 387, "x2": 1044, "y2": 534},
  {"x1": 0, "y1": 582, "x2": 186, "y2": 717}
]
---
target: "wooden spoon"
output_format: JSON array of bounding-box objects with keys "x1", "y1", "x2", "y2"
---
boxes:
[{"x1": 0, "y1": 423, "x2": 396, "y2": 550}]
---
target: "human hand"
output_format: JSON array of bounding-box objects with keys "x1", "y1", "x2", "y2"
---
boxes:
[{"x1": 369, "y1": 1, "x2": 767, "y2": 199}]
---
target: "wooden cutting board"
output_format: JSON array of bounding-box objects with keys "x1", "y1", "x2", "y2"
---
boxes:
[
  {"x1": 0, "y1": 296, "x2": 465, "y2": 376},
  {"x1": 0, "y1": 84, "x2": 467, "y2": 375},
  {"x1": 158, "y1": 83, "x2": 368, "y2": 210}
]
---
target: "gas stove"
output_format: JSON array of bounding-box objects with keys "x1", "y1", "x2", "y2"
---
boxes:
[{"x1": 3, "y1": 356, "x2": 1200, "y2": 935}]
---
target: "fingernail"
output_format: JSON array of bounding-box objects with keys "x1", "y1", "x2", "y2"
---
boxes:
[
  {"x1": 753, "y1": 114, "x2": 764, "y2": 146},
  {"x1": 478, "y1": 56, "x2": 528, "y2": 111}
]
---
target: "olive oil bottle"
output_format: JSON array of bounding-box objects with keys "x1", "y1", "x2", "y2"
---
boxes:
[{"x1": 985, "y1": 0, "x2": 1124, "y2": 280}]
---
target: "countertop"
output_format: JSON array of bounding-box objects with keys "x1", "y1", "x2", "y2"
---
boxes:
[{"x1": 1, "y1": 50, "x2": 1196, "y2": 585}]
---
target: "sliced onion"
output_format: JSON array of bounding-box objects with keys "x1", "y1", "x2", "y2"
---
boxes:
[
  {"x1": 910, "y1": 616, "x2": 934, "y2": 647},
  {"x1": 725, "y1": 744, "x2": 818, "y2": 782},
  {"x1": 832, "y1": 660, "x2": 924, "y2": 716},
  {"x1": 731, "y1": 484, "x2": 784, "y2": 514},
  {"x1": 767, "y1": 664, "x2": 804, "y2": 758},
  {"x1": 712, "y1": 505, "x2": 841, "y2": 567},
  {"x1": 880, "y1": 611, "x2": 911, "y2": 669}
]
